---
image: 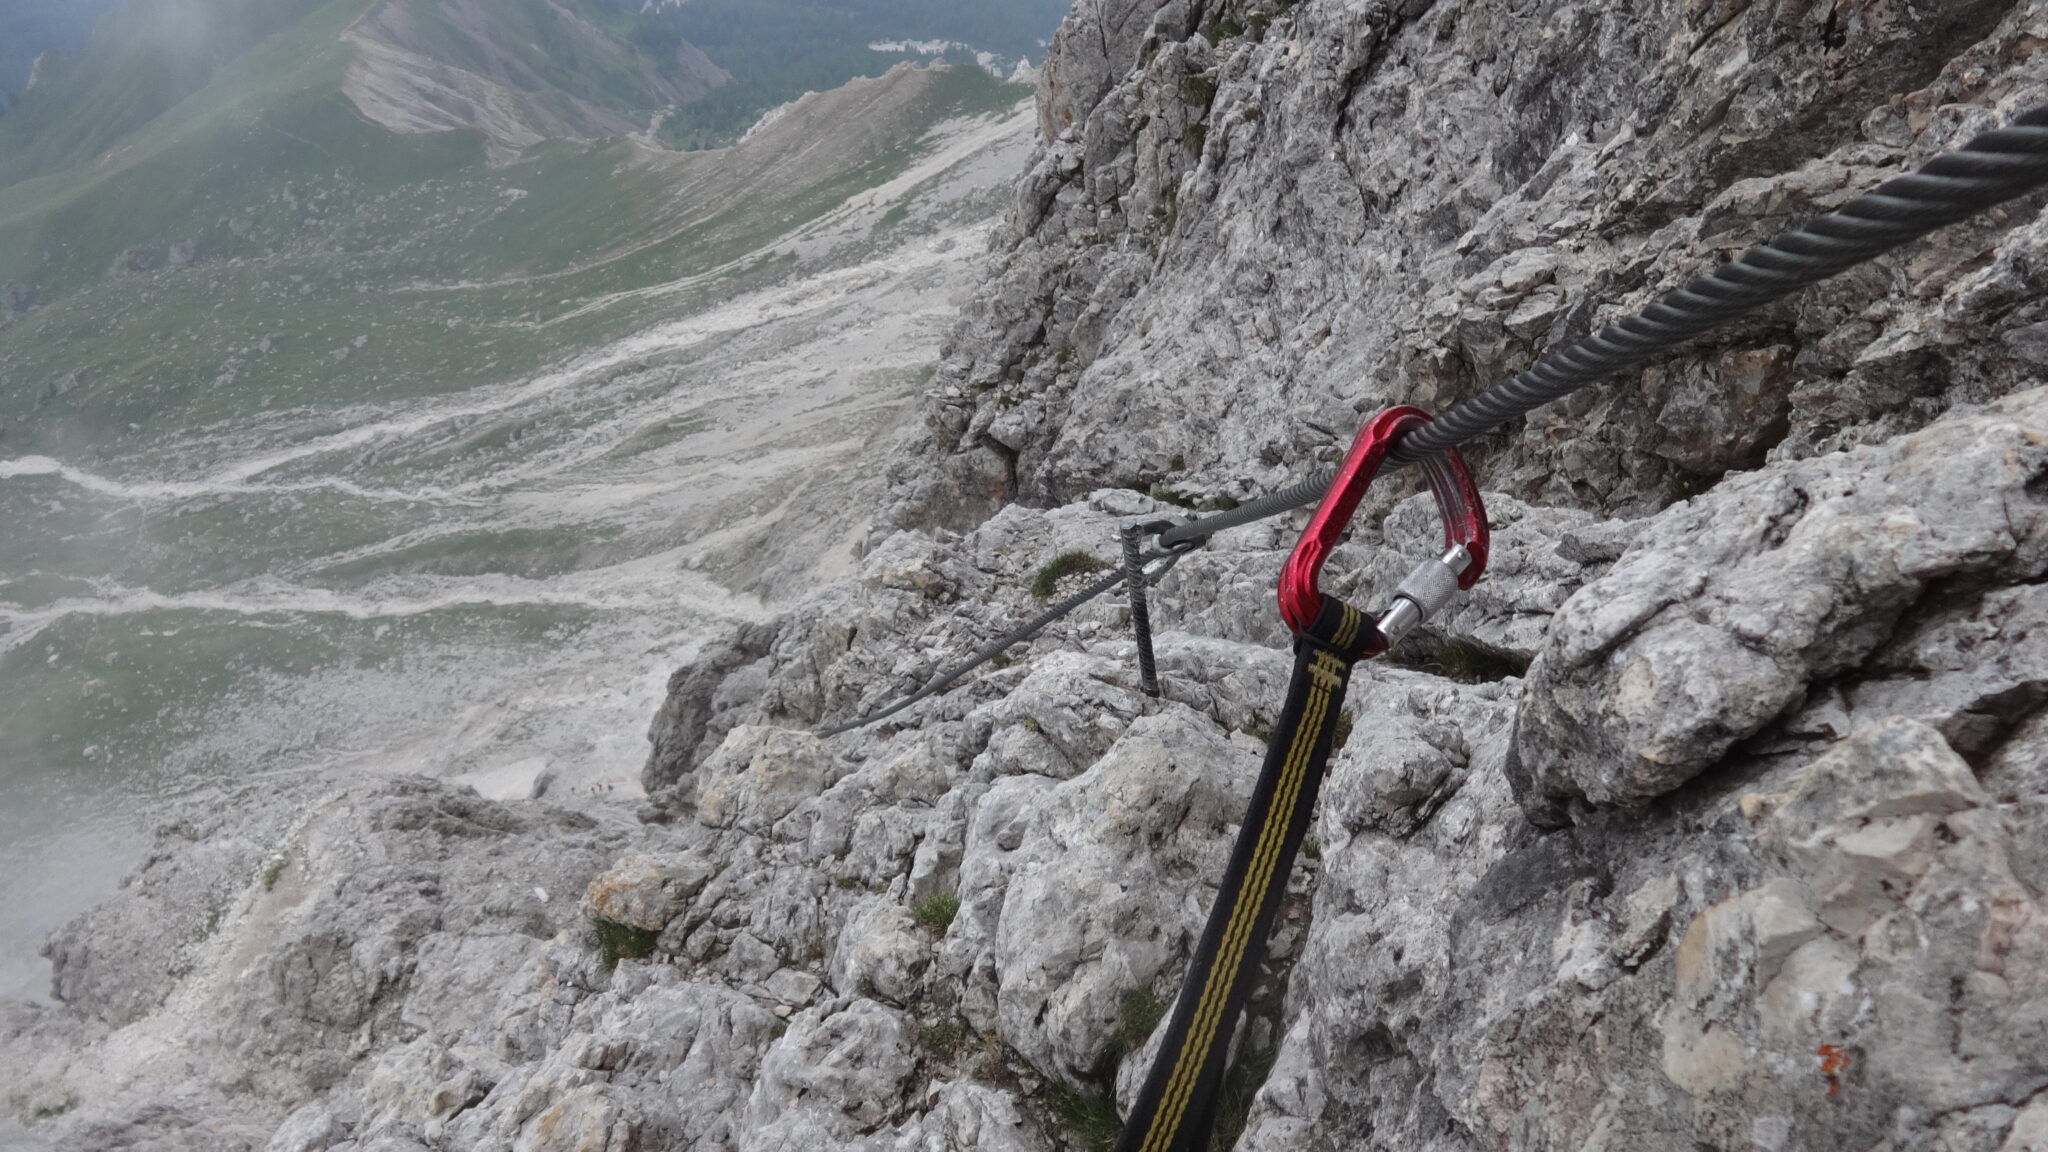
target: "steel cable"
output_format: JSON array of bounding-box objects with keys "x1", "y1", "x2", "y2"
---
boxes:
[
  {"x1": 1156, "y1": 102, "x2": 2048, "y2": 548},
  {"x1": 828, "y1": 103, "x2": 2048, "y2": 734},
  {"x1": 817, "y1": 567, "x2": 1134, "y2": 736},
  {"x1": 1391, "y1": 102, "x2": 2048, "y2": 463}
]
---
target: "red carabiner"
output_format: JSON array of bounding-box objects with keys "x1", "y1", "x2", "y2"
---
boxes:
[{"x1": 1277, "y1": 406, "x2": 1490, "y2": 638}]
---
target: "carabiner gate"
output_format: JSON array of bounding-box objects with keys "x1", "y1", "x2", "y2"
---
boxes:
[{"x1": 1277, "y1": 406, "x2": 1489, "y2": 655}]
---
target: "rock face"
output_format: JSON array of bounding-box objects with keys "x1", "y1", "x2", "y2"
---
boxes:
[
  {"x1": 900, "y1": 0, "x2": 2046, "y2": 530},
  {"x1": 1512, "y1": 389, "x2": 2048, "y2": 823},
  {"x1": 8, "y1": 1, "x2": 2048, "y2": 1151}
]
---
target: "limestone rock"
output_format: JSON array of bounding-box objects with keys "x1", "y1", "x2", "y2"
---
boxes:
[
  {"x1": 582, "y1": 851, "x2": 717, "y2": 933},
  {"x1": 944, "y1": 708, "x2": 1255, "y2": 1083},
  {"x1": 1664, "y1": 719, "x2": 2048, "y2": 1150},
  {"x1": 1512, "y1": 389, "x2": 2048, "y2": 823}
]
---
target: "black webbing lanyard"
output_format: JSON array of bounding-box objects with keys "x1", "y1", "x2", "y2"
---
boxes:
[{"x1": 1115, "y1": 595, "x2": 1379, "y2": 1152}]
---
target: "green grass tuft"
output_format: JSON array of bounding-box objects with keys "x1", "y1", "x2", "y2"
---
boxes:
[
  {"x1": 1660, "y1": 468, "x2": 1726, "y2": 509},
  {"x1": 1032, "y1": 551, "x2": 1109, "y2": 599},
  {"x1": 919, "y1": 1016, "x2": 971, "y2": 1061},
  {"x1": 1112, "y1": 986, "x2": 1169, "y2": 1060},
  {"x1": 912, "y1": 890, "x2": 961, "y2": 934},
  {"x1": 1205, "y1": 16, "x2": 1247, "y2": 40},
  {"x1": 1043, "y1": 1080, "x2": 1123, "y2": 1152},
  {"x1": 1208, "y1": 1040, "x2": 1280, "y2": 1151},
  {"x1": 261, "y1": 855, "x2": 288, "y2": 891},
  {"x1": 591, "y1": 917, "x2": 660, "y2": 969}
]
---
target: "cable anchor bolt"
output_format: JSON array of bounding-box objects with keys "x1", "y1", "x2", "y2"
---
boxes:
[{"x1": 1120, "y1": 517, "x2": 1182, "y2": 698}]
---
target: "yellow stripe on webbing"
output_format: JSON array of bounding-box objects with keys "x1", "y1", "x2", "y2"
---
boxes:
[
  {"x1": 1334, "y1": 602, "x2": 1363, "y2": 652},
  {"x1": 1139, "y1": 646, "x2": 1347, "y2": 1152}
]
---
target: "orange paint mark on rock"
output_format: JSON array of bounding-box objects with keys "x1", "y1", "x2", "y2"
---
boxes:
[{"x1": 1817, "y1": 1044, "x2": 1851, "y2": 1096}]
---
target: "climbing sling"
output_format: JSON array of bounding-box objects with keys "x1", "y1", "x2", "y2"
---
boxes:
[{"x1": 1114, "y1": 408, "x2": 1488, "y2": 1152}]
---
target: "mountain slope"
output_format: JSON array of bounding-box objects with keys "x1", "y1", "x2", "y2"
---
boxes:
[
  {"x1": 0, "y1": 9, "x2": 1024, "y2": 461},
  {"x1": 344, "y1": 0, "x2": 730, "y2": 163},
  {"x1": 0, "y1": 0, "x2": 120, "y2": 96},
  {"x1": 0, "y1": 39, "x2": 1041, "y2": 1022},
  {"x1": 0, "y1": 0, "x2": 342, "y2": 188},
  {"x1": 653, "y1": 0, "x2": 1075, "y2": 147}
]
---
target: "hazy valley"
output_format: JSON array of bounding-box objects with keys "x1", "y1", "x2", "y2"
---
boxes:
[{"x1": 0, "y1": 0, "x2": 1051, "y2": 1004}]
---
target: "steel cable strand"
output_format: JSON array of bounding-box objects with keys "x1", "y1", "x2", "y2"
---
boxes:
[
  {"x1": 818, "y1": 568, "x2": 1131, "y2": 736},
  {"x1": 1155, "y1": 470, "x2": 1337, "y2": 550},
  {"x1": 1394, "y1": 103, "x2": 2048, "y2": 462},
  {"x1": 1151, "y1": 105, "x2": 2048, "y2": 549}
]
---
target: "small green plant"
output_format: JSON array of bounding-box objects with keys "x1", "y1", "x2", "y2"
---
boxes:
[
  {"x1": 30, "y1": 1099, "x2": 75, "y2": 1122},
  {"x1": 1147, "y1": 484, "x2": 1197, "y2": 509},
  {"x1": 1183, "y1": 124, "x2": 1209, "y2": 154},
  {"x1": 1033, "y1": 551, "x2": 1109, "y2": 599},
  {"x1": 1181, "y1": 74, "x2": 1219, "y2": 108},
  {"x1": 1209, "y1": 1040, "x2": 1281, "y2": 1151},
  {"x1": 920, "y1": 1016, "x2": 971, "y2": 1061},
  {"x1": 913, "y1": 891, "x2": 962, "y2": 934},
  {"x1": 976, "y1": 1033, "x2": 1020, "y2": 1088},
  {"x1": 591, "y1": 917, "x2": 660, "y2": 970},
  {"x1": 1198, "y1": 494, "x2": 1242, "y2": 513},
  {"x1": 1205, "y1": 16, "x2": 1247, "y2": 39},
  {"x1": 1661, "y1": 469, "x2": 1726, "y2": 509},
  {"x1": 1153, "y1": 197, "x2": 1181, "y2": 237},
  {"x1": 1043, "y1": 1080, "x2": 1124, "y2": 1152},
  {"x1": 261, "y1": 855, "x2": 288, "y2": 891},
  {"x1": 1112, "y1": 987, "x2": 1169, "y2": 1059}
]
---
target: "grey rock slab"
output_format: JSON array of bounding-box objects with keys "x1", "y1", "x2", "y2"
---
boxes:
[
  {"x1": 944, "y1": 707, "x2": 1255, "y2": 1084},
  {"x1": 1513, "y1": 387, "x2": 2048, "y2": 823}
]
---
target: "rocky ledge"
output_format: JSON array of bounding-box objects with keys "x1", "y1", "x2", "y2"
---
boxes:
[{"x1": 6, "y1": 1, "x2": 2048, "y2": 1150}]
